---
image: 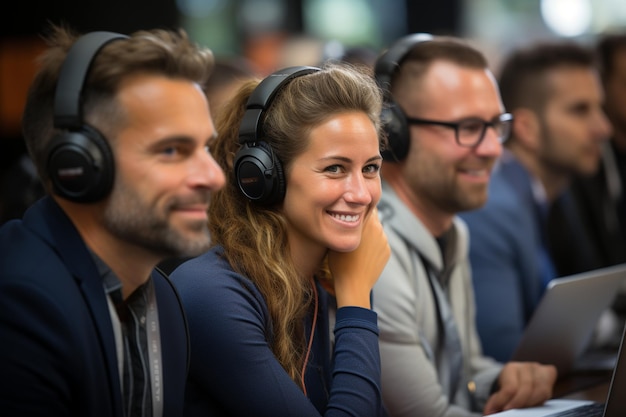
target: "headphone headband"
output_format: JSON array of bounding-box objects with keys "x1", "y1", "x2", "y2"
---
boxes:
[
  {"x1": 238, "y1": 66, "x2": 320, "y2": 144},
  {"x1": 47, "y1": 30, "x2": 127, "y2": 203},
  {"x1": 374, "y1": 32, "x2": 434, "y2": 92},
  {"x1": 234, "y1": 65, "x2": 320, "y2": 205},
  {"x1": 374, "y1": 33, "x2": 434, "y2": 162},
  {"x1": 54, "y1": 31, "x2": 129, "y2": 130}
]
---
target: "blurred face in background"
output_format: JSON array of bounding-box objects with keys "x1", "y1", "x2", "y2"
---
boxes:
[
  {"x1": 603, "y1": 47, "x2": 626, "y2": 147},
  {"x1": 537, "y1": 66, "x2": 612, "y2": 176}
]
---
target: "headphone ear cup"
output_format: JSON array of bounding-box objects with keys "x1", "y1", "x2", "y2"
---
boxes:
[
  {"x1": 381, "y1": 99, "x2": 410, "y2": 161},
  {"x1": 233, "y1": 141, "x2": 285, "y2": 205},
  {"x1": 46, "y1": 124, "x2": 114, "y2": 203}
]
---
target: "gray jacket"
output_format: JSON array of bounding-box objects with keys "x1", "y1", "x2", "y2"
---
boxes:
[{"x1": 373, "y1": 180, "x2": 502, "y2": 417}]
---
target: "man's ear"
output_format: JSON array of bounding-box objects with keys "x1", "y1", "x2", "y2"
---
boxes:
[{"x1": 511, "y1": 108, "x2": 541, "y2": 152}]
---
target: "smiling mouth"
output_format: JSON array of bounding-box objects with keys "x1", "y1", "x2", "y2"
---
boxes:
[
  {"x1": 329, "y1": 212, "x2": 360, "y2": 223},
  {"x1": 460, "y1": 168, "x2": 489, "y2": 177}
]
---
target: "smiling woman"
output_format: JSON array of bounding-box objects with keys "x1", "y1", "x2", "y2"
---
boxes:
[
  {"x1": 282, "y1": 111, "x2": 381, "y2": 253},
  {"x1": 170, "y1": 63, "x2": 391, "y2": 417}
]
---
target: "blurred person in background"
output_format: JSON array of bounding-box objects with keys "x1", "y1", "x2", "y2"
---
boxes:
[
  {"x1": 460, "y1": 41, "x2": 613, "y2": 362},
  {"x1": 556, "y1": 32, "x2": 626, "y2": 325}
]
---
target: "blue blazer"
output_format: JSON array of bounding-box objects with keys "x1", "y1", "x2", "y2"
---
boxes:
[
  {"x1": 459, "y1": 154, "x2": 545, "y2": 362},
  {"x1": 0, "y1": 197, "x2": 189, "y2": 416}
]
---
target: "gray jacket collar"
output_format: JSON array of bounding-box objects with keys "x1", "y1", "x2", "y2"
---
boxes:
[{"x1": 378, "y1": 180, "x2": 468, "y2": 283}]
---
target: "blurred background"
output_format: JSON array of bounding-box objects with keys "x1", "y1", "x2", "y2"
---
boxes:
[{"x1": 1, "y1": 0, "x2": 626, "y2": 222}]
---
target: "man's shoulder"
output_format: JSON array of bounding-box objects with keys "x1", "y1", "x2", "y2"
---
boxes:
[
  {"x1": 461, "y1": 170, "x2": 531, "y2": 227},
  {"x1": 0, "y1": 217, "x2": 53, "y2": 268},
  {"x1": 170, "y1": 246, "x2": 266, "y2": 308}
]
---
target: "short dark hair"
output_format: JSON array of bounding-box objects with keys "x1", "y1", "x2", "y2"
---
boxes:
[
  {"x1": 498, "y1": 41, "x2": 594, "y2": 114},
  {"x1": 391, "y1": 36, "x2": 489, "y2": 95},
  {"x1": 596, "y1": 32, "x2": 626, "y2": 83}
]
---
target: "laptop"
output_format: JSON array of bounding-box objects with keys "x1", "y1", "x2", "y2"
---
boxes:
[
  {"x1": 486, "y1": 322, "x2": 626, "y2": 416},
  {"x1": 511, "y1": 263, "x2": 626, "y2": 375}
]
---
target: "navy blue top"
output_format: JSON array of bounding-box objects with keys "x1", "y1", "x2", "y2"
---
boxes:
[{"x1": 171, "y1": 245, "x2": 386, "y2": 417}]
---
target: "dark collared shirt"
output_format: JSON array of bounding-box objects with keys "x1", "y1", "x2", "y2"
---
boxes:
[{"x1": 93, "y1": 252, "x2": 157, "y2": 417}]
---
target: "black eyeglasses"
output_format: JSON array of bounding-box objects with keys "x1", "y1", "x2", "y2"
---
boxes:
[{"x1": 405, "y1": 112, "x2": 514, "y2": 148}]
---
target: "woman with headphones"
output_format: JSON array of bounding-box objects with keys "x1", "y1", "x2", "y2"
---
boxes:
[{"x1": 170, "y1": 63, "x2": 390, "y2": 416}]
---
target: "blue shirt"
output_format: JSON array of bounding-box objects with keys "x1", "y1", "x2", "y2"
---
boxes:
[{"x1": 170, "y1": 245, "x2": 386, "y2": 417}]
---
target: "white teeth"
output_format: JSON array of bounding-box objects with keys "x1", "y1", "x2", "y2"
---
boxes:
[{"x1": 332, "y1": 213, "x2": 359, "y2": 222}]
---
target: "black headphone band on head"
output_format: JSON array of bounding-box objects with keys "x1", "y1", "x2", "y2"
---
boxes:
[
  {"x1": 234, "y1": 65, "x2": 320, "y2": 206},
  {"x1": 374, "y1": 33, "x2": 434, "y2": 162},
  {"x1": 47, "y1": 31, "x2": 128, "y2": 203}
]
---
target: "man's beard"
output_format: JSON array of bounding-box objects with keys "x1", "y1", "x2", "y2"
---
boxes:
[{"x1": 103, "y1": 183, "x2": 211, "y2": 259}]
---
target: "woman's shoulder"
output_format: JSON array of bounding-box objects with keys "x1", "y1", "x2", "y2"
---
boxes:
[
  {"x1": 172, "y1": 246, "x2": 227, "y2": 274},
  {"x1": 170, "y1": 245, "x2": 265, "y2": 306}
]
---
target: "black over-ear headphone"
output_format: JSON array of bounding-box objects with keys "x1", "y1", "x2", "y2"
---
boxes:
[
  {"x1": 47, "y1": 31, "x2": 128, "y2": 203},
  {"x1": 374, "y1": 33, "x2": 434, "y2": 161},
  {"x1": 234, "y1": 65, "x2": 320, "y2": 205}
]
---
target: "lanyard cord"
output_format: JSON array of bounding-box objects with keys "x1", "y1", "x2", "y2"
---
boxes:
[
  {"x1": 419, "y1": 254, "x2": 463, "y2": 401},
  {"x1": 301, "y1": 281, "x2": 319, "y2": 396}
]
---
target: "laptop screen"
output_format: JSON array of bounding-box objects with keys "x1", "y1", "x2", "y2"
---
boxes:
[{"x1": 604, "y1": 323, "x2": 626, "y2": 416}]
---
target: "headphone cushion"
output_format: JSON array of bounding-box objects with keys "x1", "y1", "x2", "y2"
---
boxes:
[
  {"x1": 381, "y1": 100, "x2": 410, "y2": 161},
  {"x1": 46, "y1": 125, "x2": 114, "y2": 203},
  {"x1": 234, "y1": 141, "x2": 285, "y2": 205}
]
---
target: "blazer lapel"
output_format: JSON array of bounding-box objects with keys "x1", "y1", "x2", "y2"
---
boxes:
[{"x1": 24, "y1": 197, "x2": 124, "y2": 414}]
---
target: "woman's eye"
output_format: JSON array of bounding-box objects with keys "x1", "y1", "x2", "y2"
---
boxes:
[
  {"x1": 364, "y1": 163, "x2": 381, "y2": 174},
  {"x1": 325, "y1": 165, "x2": 341, "y2": 173}
]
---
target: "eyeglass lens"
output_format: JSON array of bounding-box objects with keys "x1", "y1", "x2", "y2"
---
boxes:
[{"x1": 457, "y1": 115, "x2": 512, "y2": 146}]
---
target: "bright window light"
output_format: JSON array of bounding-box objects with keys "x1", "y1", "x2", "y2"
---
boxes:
[{"x1": 540, "y1": 0, "x2": 592, "y2": 37}]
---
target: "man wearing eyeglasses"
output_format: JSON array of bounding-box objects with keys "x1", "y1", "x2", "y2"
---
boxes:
[
  {"x1": 371, "y1": 34, "x2": 557, "y2": 417},
  {"x1": 459, "y1": 41, "x2": 612, "y2": 365}
]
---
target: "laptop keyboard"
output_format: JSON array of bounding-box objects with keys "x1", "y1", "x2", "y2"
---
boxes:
[{"x1": 549, "y1": 402, "x2": 604, "y2": 417}]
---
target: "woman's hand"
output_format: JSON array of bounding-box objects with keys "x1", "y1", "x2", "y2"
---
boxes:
[{"x1": 328, "y1": 207, "x2": 390, "y2": 308}]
